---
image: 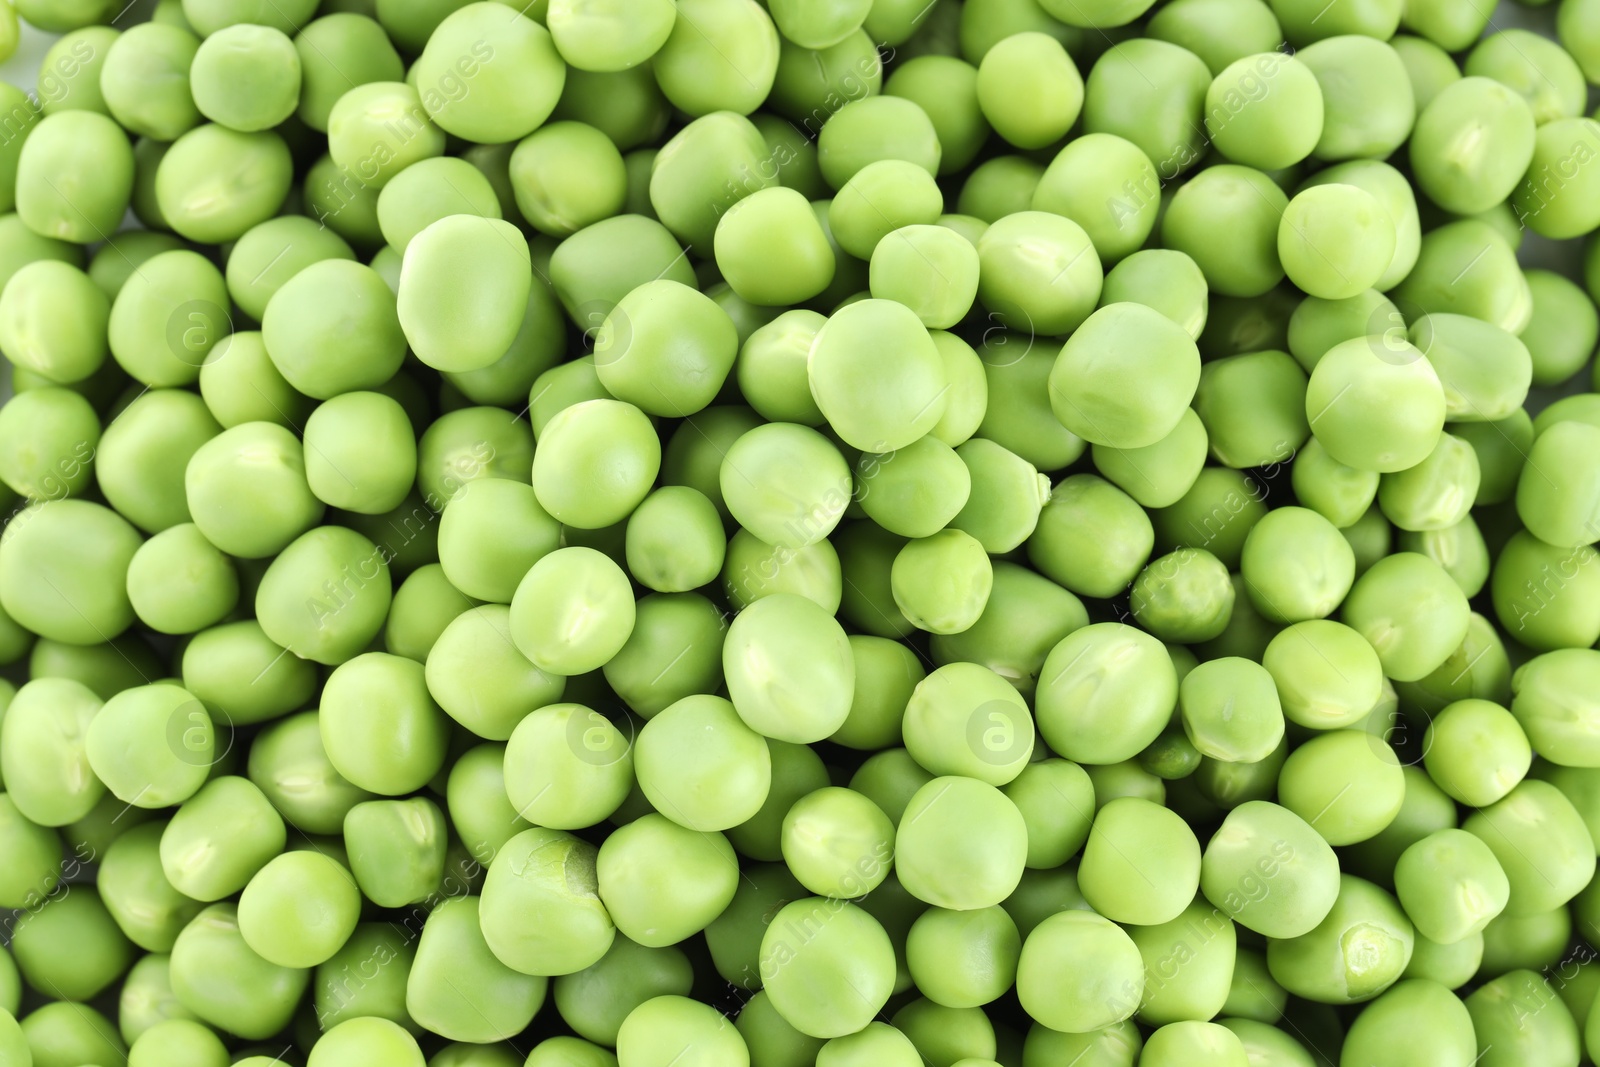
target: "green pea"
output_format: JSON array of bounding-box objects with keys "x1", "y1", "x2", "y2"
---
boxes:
[
  {"x1": 1016, "y1": 910, "x2": 1143, "y2": 1033},
  {"x1": 604, "y1": 592, "x2": 728, "y2": 716},
  {"x1": 1079, "y1": 796, "x2": 1201, "y2": 926},
  {"x1": 1512, "y1": 650, "x2": 1600, "y2": 770},
  {"x1": 891, "y1": 775, "x2": 1027, "y2": 912},
  {"x1": 1466, "y1": 970, "x2": 1582, "y2": 1067},
  {"x1": 1278, "y1": 728, "x2": 1405, "y2": 846},
  {"x1": 429, "y1": 605, "x2": 565, "y2": 740},
  {"x1": 957, "y1": 155, "x2": 1046, "y2": 222},
  {"x1": 1521, "y1": 271, "x2": 1597, "y2": 388},
  {"x1": 293, "y1": 14, "x2": 403, "y2": 131},
  {"x1": 1205, "y1": 53, "x2": 1324, "y2": 171},
  {"x1": 1299, "y1": 36, "x2": 1414, "y2": 162},
  {"x1": 532, "y1": 399, "x2": 660, "y2": 530},
  {"x1": 635, "y1": 695, "x2": 771, "y2": 832},
  {"x1": 155, "y1": 125, "x2": 293, "y2": 245},
  {"x1": 1279, "y1": 184, "x2": 1396, "y2": 301},
  {"x1": 978, "y1": 210, "x2": 1103, "y2": 337},
  {"x1": 652, "y1": 0, "x2": 778, "y2": 115},
  {"x1": 1098, "y1": 249, "x2": 1209, "y2": 342},
  {"x1": 167, "y1": 902, "x2": 310, "y2": 1040},
  {"x1": 340, "y1": 798, "x2": 446, "y2": 909},
  {"x1": 890, "y1": 529, "x2": 993, "y2": 636},
  {"x1": 1083, "y1": 39, "x2": 1210, "y2": 176},
  {"x1": 1180, "y1": 658, "x2": 1285, "y2": 764},
  {"x1": 502, "y1": 702, "x2": 633, "y2": 831},
  {"x1": 724, "y1": 592, "x2": 853, "y2": 743},
  {"x1": 722, "y1": 529, "x2": 841, "y2": 615},
  {"x1": 0, "y1": 259, "x2": 111, "y2": 385},
  {"x1": 16, "y1": 112, "x2": 134, "y2": 244},
  {"x1": 1391, "y1": 828, "x2": 1510, "y2": 946},
  {"x1": 1129, "y1": 548, "x2": 1234, "y2": 643},
  {"x1": 20, "y1": 1002, "x2": 127, "y2": 1067},
  {"x1": 1021, "y1": 1019, "x2": 1143, "y2": 1067},
  {"x1": 1265, "y1": 874, "x2": 1412, "y2": 1004},
  {"x1": 975, "y1": 336, "x2": 1087, "y2": 469},
  {"x1": 406, "y1": 896, "x2": 548, "y2": 1043},
  {"x1": 597, "y1": 813, "x2": 739, "y2": 947},
  {"x1": 94, "y1": 23, "x2": 198, "y2": 143},
  {"x1": 327, "y1": 82, "x2": 445, "y2": 192},
  {"x1": 1139, "y1": 1021, "x2": 1249, "y2": 1067},
  {"x1": 319, "y1": 653, "x2": 450, "y2": 795},
  {"x1": 1036, "y1": 622, "x2": 1176, "y2": 765},
  {"x1": 1144, "y1": 0, "x2": 1274, "y2": 71},
  {"x1": 1051, "y1": 302, "x2": 1201, "y2": 449},
  {"x1": 1408, "y1": 75, "x2": 1537, "y2": 216},
  {"x1": 1161, "y1": 165, "x2": 1288, "y2": 298},
  {"x1": 554, "y1": 936, "x2": 692, "y2": 1046}
]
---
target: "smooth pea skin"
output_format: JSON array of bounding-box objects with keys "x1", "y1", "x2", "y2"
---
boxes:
[
  {"x1": 636, "y1": 695, "x2": 771, "y2": 833},
  {"x1": 1050, "y1": 302, "x2": 1201, "y2": 450},
  {"x1": 895, "y1": 776, "x2": 1028, "y2": 911},
  {"x1": 85, "y1": 682, "x2": 211, "y2": 809},
  {"x1": 1307, "y1": 338, "x2": 1447, "y2": 474},
  {"x1": 237, "y1": 850, "x2": 361, "y2": 969},
  {"x1": 724, "y1": 593, "x2": 853, "y2": 743},
  {"x1": 407, "y1": 896, "x2": 548, "y2": 1043},
  {"x1": 596, "y1": 814, "x2": 739, "y2": 948},
  {"x1": 169, "y1": 904, "x2": 309, "y2": 1040},
  {"x1": 533, "y1": 399, "x2": 660, "y2": 529},
  {"x1": 1266, "y1": 875, "x2": 1414, "y2": 1004},
  {"x1": 1016, "y1": 911, "x2": 1143, "y2": 1034},
  {"x1": 1342, "y1": 551, "x2": 1470, "y2": 682},
  {"x1": 1277, "y1": 729, "x2": 1404, "y2": 846},
  {"x1": 1035, "y1": 623, "x2": 1177, "y2": 765},
  {"x1": 1393, "y1": 828, "x2": 1510, "y2": 945},
  {"x1": 1465, "y1": 780, "x2": 1595, "y2": 916},
  {"x1": 759, "y1": 899, "x2": 895, "y2": 1039},
  {"x1": 618, "y1": 995, "x2": 751, "y2": 1066},
  {"x1": 1467, "y1": 970, "x2": 1582, "y2": 1067},
  {"x1": 1079, "y1": 797, "x2": 1201, "y2": 926},
  {"x1": 321, "y1": 654, "x2": 451, "y2": 795},
  {"x1": 594, "y1": 279, "x2": 738, "y2": 417},
  {"x1": 1204, "y1": 53, "x2": 1324, "y2": 171},
  {"x1": 261, "y1": 259, "x2": 406, "y2": 399},
  {"x1": 1203, "y1": 801, "x2": 1340, "y2": 939},
  {"x1": 809, "y1": 299, "x2": 947, "y2": 452},
  {"x1": 509, "y1": 547, "x2": 636, "y2": 676},
  {"x1": 398, "y1": 215, "x2": 532, "y2": 373}
]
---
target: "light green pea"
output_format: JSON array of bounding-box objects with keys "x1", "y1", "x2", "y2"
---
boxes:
[
  {"x1": 1278, "y1": 184, "x2": 1395, "y2": 300},
  {"x1": 1278, "y1": 730, "x2": 1404, "y2": 846},
  {"x1": 1180, "y1": 658, "x2": 1285, "y2": 764},
  {"x1": 809, "y1": 299, "x2": 949, "y2": 451},
  {"x1": 974, "y1": 32, "x2": 1082, "y2": 149},
  {"x1": 1161, "y1": 165, "x2": 1288, "y2": 298},
  {"x1": 1016, "y1": 910, "x2": 1143, "y2": 1033},
  {"x1": 1466, "y1": 970, "x2": 1582, "y2": 1067},
  {"x1": 596, "y1": 813, "x2": 739, "y2": 947},
  {"x1": 1079, "y1": 797, "x2": 1201, "y2": 926},
  {"x1": 1205, "y1": 53, "x2": 1324, "y2": 171},
  {"x1": 896, "y1": 776, "x2": 1027, "y2": 910},
  {"x1": 1036, "y1": 622, "x2": 1176, "y2": 765},
  {"x1": 159, "y1": 775, "x2": 286, "y2": 904},
  {"x1": 343, "y1": 798, "x2": 446, "y2": 908},
  {"x1": 978, "y1": 210, "x2": 1103, "y2": 337},
  {"x1": 426, "y1": 604, "x2": 565, "y2": 740},
  {"x1": 319, "y1": 653, "x2": 450, "y2": 795},
  {"x1": 652, "y1": 0, "x2": 779, "y2": 116},
  {"x1": 890, "y1": 529, "x2": 993, "y2": 636},
  {"x1": 406, "y1": 896, "x2": 548, "y2": 1043},
  {"x1": 16, "y1": 111, "x2": 134, "y2": 244}
]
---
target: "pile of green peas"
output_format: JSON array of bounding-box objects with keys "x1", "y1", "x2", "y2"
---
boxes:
[{"x1": 5, "y1": 0, "x2": 1600, "y2": 1062}]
